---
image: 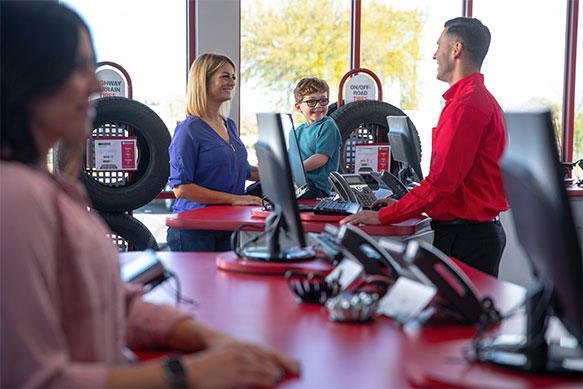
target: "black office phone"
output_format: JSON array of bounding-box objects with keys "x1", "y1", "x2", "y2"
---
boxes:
[
  {"x1": 403, "y1": 240, "x2": 498, "y2": 325},
  {"x1": 329, "y1": 172, "x2": 377, "y2": 208},
  {"x1": 335, "y1": 224, "x2": 404, "y2": 281},
  {"x1": 329, "y1": 225, "x2": 498, "y2": 325},
  {"x1": 370, "y1": 170, "x2": 409, "y2": 199}
]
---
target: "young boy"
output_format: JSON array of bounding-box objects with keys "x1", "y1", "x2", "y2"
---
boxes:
[{"x1": 293, "y1": 77, "x2": 342, "y2": 198}]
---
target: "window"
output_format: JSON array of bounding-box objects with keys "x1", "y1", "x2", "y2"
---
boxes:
[
  {"x1": 361, "y1": 0, "x2": 462, "y2": 174},
  {"x1": 62, "y1": 0, "x2": 187, "y2": 134},
  {"x1": 474, "y1": 0, "x2": 567, "y2": 143},
  {"x1": 62, "y1": 0, "x2": 187, "y2": 245},
  {"x1": 240, "y1": 0, "x2": 351, "y2": 164}
]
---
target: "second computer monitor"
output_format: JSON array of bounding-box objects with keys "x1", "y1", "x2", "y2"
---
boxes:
[
  {"x1": 258, "y1": 112, "x2": 308, "y2": 198},
  {"x1": 501, "y1": 110, "x2": 582, "y2": 344},
  {"x1": 281, "y1": 114, "x2": 309, "y2": 198},
  {"x1": 475, "y1": 110, "x2": 582, "y2": 374},
  {"x1": 247, "y1": 113, "x2": 313, "y2": 261},
  {"x1": 387, "y1": 115, "x2": 423, "y2": 183}
]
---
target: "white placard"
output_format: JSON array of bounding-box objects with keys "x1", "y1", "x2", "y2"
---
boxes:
[
  {"x1": 86, "y1": 138, "x2": 138, "y2": 171},
  {"x1": 96, "y1": 68, "x2": 127, "y2": 98},
  {"x1": 377, "y1": 277, "x2": 437, "y2": 324},
  {"x1": 355, "y1": 143, "x2": 390, "y2": 173},
  {"x1": 325, "y1": 258, "x2": 363, "y2": 289},
  {"x1": 344, "y1": 73, "x2": 376, "y2": 103}
]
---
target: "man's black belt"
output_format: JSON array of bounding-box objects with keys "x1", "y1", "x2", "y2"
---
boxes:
[{"x1": 431, "y1": 216, "x2": 500, "y2": 227}]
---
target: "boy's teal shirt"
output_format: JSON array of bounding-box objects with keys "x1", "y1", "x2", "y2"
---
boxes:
[{"x1": 294, "y1": 115, "x2": 342, "y2": 194}]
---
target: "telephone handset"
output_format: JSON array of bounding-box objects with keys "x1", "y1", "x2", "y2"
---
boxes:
[
  {"x1": 329, "y1": 172, "x2": 377, "y2": 208},
  {"x1": 370, "y1": 170, "x2": 409, "y2": 199},
  {"x1": 335, "y1": 224, "x2": 405, "y2": 281},
  {"x1": 404, "y1": 240, "x2": 499, "y2": 325}
]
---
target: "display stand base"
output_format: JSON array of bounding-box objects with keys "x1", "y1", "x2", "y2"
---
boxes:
[
  {"x1": 405, "y1": 339, "x2": 582, "y2": 388},
  {"x1": 216, "y1": 251, "x2": 334, "y2": 275}
]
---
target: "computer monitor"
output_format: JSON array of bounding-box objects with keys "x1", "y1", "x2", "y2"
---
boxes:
[
  {"x1": 258, "y1": 112, "x2": 308, "y2": 199},
  {"x1": 476, "y1": 110, "x2": 582, "y2": 374},
  {"x1": 239, "y1": 113, "x2": 314, "y2": 261},
  {"x1": 281, "y1": 113, "x2": 309, "y2": 198},
  {"x1": 387, "y1": 115, "x2": 423, "y2": 184}
]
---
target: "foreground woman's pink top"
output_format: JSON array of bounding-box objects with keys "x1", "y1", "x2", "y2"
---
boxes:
[{"x1": 0, "y1": 162, "x2": 189, "y2": 387}]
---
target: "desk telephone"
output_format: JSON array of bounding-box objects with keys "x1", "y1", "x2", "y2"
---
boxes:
[
  {"x1": 329, "y1": 171, "x2": 409, "y2": 208},
  {"x1": 329, "y1": 172, "x2": 377, "y2": 208},
  {"x1": 331, "y1": 225, "x2": 498, "y2": 325}
]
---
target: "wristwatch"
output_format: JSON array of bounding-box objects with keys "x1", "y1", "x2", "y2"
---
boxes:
[{"x1": 162, "y1": 354, "x2": 188, "y2": 389}]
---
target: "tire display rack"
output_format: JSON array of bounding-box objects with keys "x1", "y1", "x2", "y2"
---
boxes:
[
  {"x1": 330, "y1": 100, "x2": 422, "y2": 178},
  {"x1": 83, "y1": 97, "x2": 170, "y2": 213},
  {"x1": 55, "y1": 97, "x2": 170, "y2": 252}
]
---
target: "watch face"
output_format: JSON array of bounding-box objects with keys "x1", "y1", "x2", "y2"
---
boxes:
[
  {"x1": 164, "y1": 355, "x2": 187, "y2": 388},
  {"x1": 167, "y1": 357, "x2": 185, "y2": 374}
]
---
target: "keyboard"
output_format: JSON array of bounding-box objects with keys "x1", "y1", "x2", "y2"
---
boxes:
[
  {"x1": 263, "y1": 203, "x2": 313, "y2": 212},
  {"x1": 312, "y1": 198, "x2": 362, "y2": 215}
]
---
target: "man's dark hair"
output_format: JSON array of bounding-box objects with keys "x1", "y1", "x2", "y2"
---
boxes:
[
  {"x1": 1, "y1": 1, "x2": 92, "y2": 164},
  {"x1": 444, "y1": 17, "x2": 491, "y2": 68}
]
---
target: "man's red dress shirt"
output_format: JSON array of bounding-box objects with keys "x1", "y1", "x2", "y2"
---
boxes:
[{"x1": 379, "y1": 72, "x2": 509, "y2": 225}]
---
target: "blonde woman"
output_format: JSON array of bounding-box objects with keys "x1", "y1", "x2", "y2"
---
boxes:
[{"x1": 168, "y1": 54, "x2": 261, "y2": 251}]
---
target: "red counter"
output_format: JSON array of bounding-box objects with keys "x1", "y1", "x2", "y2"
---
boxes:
[
  {"x1": 166, "y1": 205, "x2": 430, "y2": 236},
  {"x1": 128, "y1": 251, "x2": 580, "y2": 388}
]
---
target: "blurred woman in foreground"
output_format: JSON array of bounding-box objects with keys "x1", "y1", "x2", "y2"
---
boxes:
[{"x1": 0, "y1": 2, "x2": 298, "y2": 387}]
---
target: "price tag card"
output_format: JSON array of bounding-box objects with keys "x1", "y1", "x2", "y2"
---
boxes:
[
  {"x1": 325, "y1": 258, "x2": 363, "y2": 289},
  {"x1": 376, "y1": 277, "x2": 436, "y2": 324},
  {"x1": 86, "y1": 137, "x2": 138, "y2": 171}
]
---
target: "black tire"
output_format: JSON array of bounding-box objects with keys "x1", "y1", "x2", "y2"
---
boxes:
[
  {"x1": 98, "y1": 212, "x2": 159, "y2": 251},
  {"x1": 78, "y1": 97, "x2": 170, "y2": 212},
  {"x1": 326, "y1": 100, "x2": 344, "y2": 117},
  {"x1": 330, "y1": 100, "x2": 422, "y2": 174}
]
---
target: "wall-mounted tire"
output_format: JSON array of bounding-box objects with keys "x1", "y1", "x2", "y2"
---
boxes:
[
  {"x1": 80, "y1": 97, "x2": 170, "y2": 212},
  {"x1": 98, "y1": 212, "x2": 159, "y2": 252},
  {"x1": 330, "y1": 100, "x2": 422, "y2": 174}
]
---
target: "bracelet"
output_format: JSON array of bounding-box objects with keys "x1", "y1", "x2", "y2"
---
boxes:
[{"x1": 161, "y1": 354, "x2": 188, "y2": 389}]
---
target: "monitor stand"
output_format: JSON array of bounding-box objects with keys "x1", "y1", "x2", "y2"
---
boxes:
[
  {"x1": 240, "y1": 211, "x2": 315, "y2": 262},
  {"x1": 475, "y1": 283, "x2": 583, "y2": 374}
]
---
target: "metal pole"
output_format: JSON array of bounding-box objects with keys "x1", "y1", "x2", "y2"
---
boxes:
[
  {"x1": 462, "y1": 0, "x2": 473, "y2": 17},
  {"x1": 350, "y1": 0, "x2": 362, "y2": 70},
  {"x1": 561, "y1": 0, "x2": 579, "y2": 162}
]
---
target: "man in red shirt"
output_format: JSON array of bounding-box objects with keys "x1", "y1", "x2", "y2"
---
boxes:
[{"x1": 340, "y1": 17, "x2": 509, "y2": 277}]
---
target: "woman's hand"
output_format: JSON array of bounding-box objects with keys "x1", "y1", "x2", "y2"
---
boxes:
[
  {"x1": 230, "y1": 195, "x2": 263, "y2": 206},
  {"x1": 184, "y1": 341, "x2": 300, "y2": 387},
  {"x1": 339, "y1": 210, "x2": 382, "y2": 225}
]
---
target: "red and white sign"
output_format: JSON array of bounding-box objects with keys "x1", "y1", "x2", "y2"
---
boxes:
[
  {"x1": 344, "y1": 73, "x2": 376, "y2": 103},
  {"x1": 86, "y1": 137, "x2": 138, "y2": 171},
  {"x1": 354, "y1": 143, "x2": 390, "y2": 173}
]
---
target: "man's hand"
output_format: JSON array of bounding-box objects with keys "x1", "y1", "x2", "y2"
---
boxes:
[
  {"x1": 339, "y1": 210, "x2": 382, "y2": 225},
  {"x1": 370, "y1": 197, "x2": 397, "y2": 210}
]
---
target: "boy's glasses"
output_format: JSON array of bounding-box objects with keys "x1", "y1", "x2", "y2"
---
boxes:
[{"x1": 301, "y1": 98, "x2": 329, "y2": 107}]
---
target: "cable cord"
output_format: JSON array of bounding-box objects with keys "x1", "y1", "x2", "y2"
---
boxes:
[
  {"x1": 231, "y1": 215, "x2": 282, "y2": 257},
  {"x1": 463, "y1": 286, "x2": 553, "y2": 363},
  {"x1": 162, "y1": 270, "x2": 199, "y2": 307}
]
